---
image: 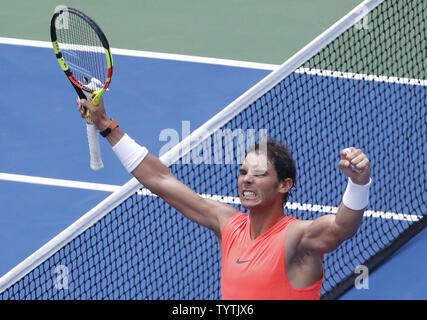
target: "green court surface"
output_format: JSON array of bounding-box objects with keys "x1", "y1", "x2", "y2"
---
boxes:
[{"x1": 0, "y1": 0, "x2": 360, "y2": 64}]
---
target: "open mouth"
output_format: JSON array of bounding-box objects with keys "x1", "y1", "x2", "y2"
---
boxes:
[{"x1": 242, "y1": 190, "x2": 256, "y2": 200}]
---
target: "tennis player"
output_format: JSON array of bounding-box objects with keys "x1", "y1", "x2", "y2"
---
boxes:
[{"x1": 77, "y1": 97, "x2": 371, "y2": 300}]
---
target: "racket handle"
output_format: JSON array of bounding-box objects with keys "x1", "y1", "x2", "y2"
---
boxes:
[
  {"x1": 79, "y1": 87, "x2": 104, "y2": 171},
  {"x1": 87, "y1": 121, "x2": 104, "y2": 170}
]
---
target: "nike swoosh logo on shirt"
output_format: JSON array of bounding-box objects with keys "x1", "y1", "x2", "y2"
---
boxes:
[{"x1": 236, "y1": 258, "x2": 250, "y2": 264}]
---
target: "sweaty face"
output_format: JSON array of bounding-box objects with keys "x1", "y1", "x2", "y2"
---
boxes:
[{"x1": 238, "y1": 152, "x2": 283, "y2": 209}]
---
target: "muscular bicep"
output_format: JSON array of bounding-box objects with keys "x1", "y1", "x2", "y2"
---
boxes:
[
  {"x1": 298, "y1": 215, "x2": 347, "y2": 254},
  {"x1": 132, "y1": 154, "x2": 237, "y2": 234},
  {"x1": 298, "y1": 202, "x2": 364, "y2": 254}
]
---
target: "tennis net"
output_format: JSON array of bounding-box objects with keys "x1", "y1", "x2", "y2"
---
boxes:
[{"x1": 0, "y1": 0, "x2": 425, "y2": 299}]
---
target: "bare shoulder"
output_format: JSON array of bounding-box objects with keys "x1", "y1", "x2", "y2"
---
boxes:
[{"x1": 203, "y1": 198, "x2": 238, "y2": 234}]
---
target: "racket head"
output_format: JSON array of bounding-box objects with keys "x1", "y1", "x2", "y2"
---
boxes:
[{"x1": 50, "y1": 7, "x2": 113, "y2": 104}]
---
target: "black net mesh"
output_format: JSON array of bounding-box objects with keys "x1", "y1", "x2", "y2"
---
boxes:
[{"x1": 1, "y1": 0, "x2": 425, "y2": 299}]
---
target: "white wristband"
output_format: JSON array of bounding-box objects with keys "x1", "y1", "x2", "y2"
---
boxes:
[
  {"x1": 112, "y1": 134, "x2": 148, "y2": 173},
  {"x1": 342, "y1": 177, "x2": 372, "y2": 211}
]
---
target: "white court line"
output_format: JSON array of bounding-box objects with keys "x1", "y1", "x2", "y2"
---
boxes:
[
  {"x1": 0, "y1": 37, "x2": 52, "y2": 49},
  {"x1": 0, "y1": 172, "x2": 120, "y2": 193},
  {"x1": 1, "y1": 36, "x2": 425, "y2": 86},
  {"x1": 0, "y1": 37, "x2": 279, "y2": 71},
  {"x1": 0, "y1": 172, "x2": 422, "y2": 222}
]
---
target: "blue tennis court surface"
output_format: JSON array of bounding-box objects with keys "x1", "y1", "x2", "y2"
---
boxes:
[
  {"x1": 0, "y1": 43, "x2": 270, "y2": 277},
  {"x1": 0, "y1": 41, "x2": 425, "y2": 299}
]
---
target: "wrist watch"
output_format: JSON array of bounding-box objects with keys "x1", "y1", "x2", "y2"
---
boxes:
[{"x1": 100, "y1": 119, "x2": 119, "y2": 137}]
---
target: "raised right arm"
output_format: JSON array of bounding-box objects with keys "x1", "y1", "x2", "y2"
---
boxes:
[
  {"x1": 78, "y1": 98, "x2": 237, "y2": 236},
  {"x1": 130, "y1": 152, "x2": 237, "y2": 235}
]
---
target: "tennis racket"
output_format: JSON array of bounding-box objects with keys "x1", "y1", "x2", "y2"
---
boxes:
[{"x1": 50, "y1": 7, "x2": 114, "y2": 170}]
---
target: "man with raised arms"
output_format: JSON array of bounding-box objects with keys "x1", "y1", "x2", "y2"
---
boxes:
[{"x1": 78, "y1": 97, "x2": 371, "y2": 300}]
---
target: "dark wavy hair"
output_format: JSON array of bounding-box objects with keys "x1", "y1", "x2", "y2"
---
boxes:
[{"x1": 248, "y1": 139, "x2": 296, "y2": 205}]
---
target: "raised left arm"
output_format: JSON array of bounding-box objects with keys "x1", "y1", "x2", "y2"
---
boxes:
[{"x1": 299, "y1": 147, "x2": 371, "y2": 253}]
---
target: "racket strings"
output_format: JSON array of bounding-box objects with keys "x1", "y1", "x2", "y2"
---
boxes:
[{"x1": 56, "y1": 11, "x2": 108, "y2": 92}]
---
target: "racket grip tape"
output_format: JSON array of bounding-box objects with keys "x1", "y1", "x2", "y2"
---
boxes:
[
  {"x1": 79, "y1": 88, "x2": 104, "y2": 171},
  {"x1": 87, "y1": 122, "x2": 104, "y2": 170}
]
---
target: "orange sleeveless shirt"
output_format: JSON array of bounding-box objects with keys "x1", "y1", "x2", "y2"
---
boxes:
[{"x1": 221, "y1": 212, "x2": 323, "y2": 300}]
